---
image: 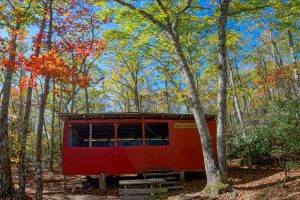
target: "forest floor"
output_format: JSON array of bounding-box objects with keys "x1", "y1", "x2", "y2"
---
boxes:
[{"x1": 2, "y1": 161, "x2": 300, "y2": 200}]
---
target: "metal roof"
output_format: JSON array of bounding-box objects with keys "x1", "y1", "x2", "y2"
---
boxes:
[{"x1": 59, "y1": 112, "x2": 216, "y2": 121}]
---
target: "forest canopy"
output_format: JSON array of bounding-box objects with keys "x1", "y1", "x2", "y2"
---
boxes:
[{"x1": 0, "y1": 0, "x2": 299, "y2": 199}]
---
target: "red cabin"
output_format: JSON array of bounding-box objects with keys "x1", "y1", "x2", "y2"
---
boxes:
[{"x1": 60, "y1": 113, "x2": 216, "y2": 176}]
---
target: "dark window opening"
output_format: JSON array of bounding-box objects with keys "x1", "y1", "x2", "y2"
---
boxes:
[
  {"x1": 145, "y1": 123, "x2": 169, "y2": 145},
  {"x1": 68, "y1": 123, "x2": 115, "y2": 147},
  {"x1": 117, "y1": 123, "x2": 142, "y2": 146}
]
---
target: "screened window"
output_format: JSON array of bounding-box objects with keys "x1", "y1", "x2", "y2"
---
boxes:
[
  {"x1": 68, "y1": 123, "x2": 115, "y2": 147},
  {"x1": 145, "y1": 123, "x2": 169, "y2": 145},
  {"x1": 117, "y1": 123, "x2": 142, "y2": 146}
]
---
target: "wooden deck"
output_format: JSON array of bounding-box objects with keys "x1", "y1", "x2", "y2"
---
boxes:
[{"x1": 119, "y1": 178, "x2": 167, "y2": 199}]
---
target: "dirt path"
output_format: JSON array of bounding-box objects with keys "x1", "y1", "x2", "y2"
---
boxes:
[{"x1": 2, "y1": 164, "x2": 300, "y2": 200}]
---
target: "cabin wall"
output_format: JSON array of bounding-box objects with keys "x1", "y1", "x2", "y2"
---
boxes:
[
  {"x1": 169, "y1": 120, "x2": 216, "y2": 171},
  {"x1": 62, "y1": 119, "x2": 217, "y2": 175}
]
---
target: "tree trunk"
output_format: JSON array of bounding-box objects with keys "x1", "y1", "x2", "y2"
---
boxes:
[
  {"x1": 270, "y1": 30, "x2": 283, "y2": 68},
  {"x1": 233, "y1": 52, "x2": 249, "y2": 116},
  {"x1": 0, "y1": 21, "x2": 21, "y2": 197},
  {"x1": 35, "y1": 0, "x2": 53, "y2": 199},
  {"x1": 257, "y1": 48, "x2": 272, "y2": 102},
  {"x1": 216, "y1": 0, "x2": 230, "y2": 182},
  {"x1": 83, "y1": 64, "x2": 90, "y2": 113},
  {"x1": 84, "y1": 87, "x2": 90, "y2": 113},
  {"x1": 287, "y1": 29, "x2": 300, "y2": 101},
  {"x1": 228, "y1": 59, "x2": 252, "y2": 168},
  {"x1": 58, "y1": 82, "x2": 63, "y2": 165},
  {"x1": 18, "y1": 6, "x2": 48, "y2": 198},
  {"x1": 169, "y1": 30, "x2": 220, "y2": 187},
  {"x1": 50, "y1": 80, "x2": 56, "y2": 172},
  {"x1": 133, "y1": 82, "x2": 140, "y2": 112},
  {"x1": 18, "y1": 67, "x2": 25, "y2": 141},
  {"x1": 70, "y1": 78, "x2": 76, "y2": 113},
  {"x1": 165, "y1": 80, "x2": 171, "y2": 113}
]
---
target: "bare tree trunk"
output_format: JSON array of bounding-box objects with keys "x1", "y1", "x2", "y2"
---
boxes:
[
  {"x1": 50, "y1": 80, "x2": 56, "y2": 171},
  {"x1": 270, "y1": 30, "x2": 283, "y2": 68},
  {"x1": 0, "y1": 21, "x2": 21, "y2": 197},
  {"x1": 18, "y1": 6, "x2": 48, "y2": 198},
  {"x1": 18, "y1": 67, "x2": 25, "y2": 141},
  {"x1": 70, "y1": 78, "x2": 76, "y2": 113},
  {"x1": 257, "y1": 48, "x2": 272, "y2": 102},
  {"x1": 229, "y1": 59, "x2": 252, "y2": 168},
  {"x1": 83, "y1": 65, "x2": 91, "y2": 181},
  {"x1": 165, "y1": 80, "x2": 171, "y2": 113},
  {"x1": 35, "y1": 0, "x2": 53, "y2": 199},
  {"x1": 216, "y1": 0, "x2": 230, "y2": 182},
  {"x1": 287, "y1": 29, "x2": 300, "y2": 101},
  {"x1": 58, "y1": 82, "x2": 63, "y2": 165},
  {"x1": 133, "y1": 82, "x2": 140, "y2": 112},
  {"x1": 84, "y1": 87, "x2": 90, "y2": 113},
  {"x1": 169, "y1": 30, "x2": 220, "y2": 187},
  {"x1": 233, "y1": 52, "x2": 249, "y2": 116}
]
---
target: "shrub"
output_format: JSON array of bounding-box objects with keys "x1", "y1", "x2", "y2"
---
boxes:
[{"x1": 228, "y1": 100, "x2": 300, "y2": 171}]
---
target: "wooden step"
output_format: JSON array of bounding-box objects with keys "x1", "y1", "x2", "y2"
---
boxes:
[
  {"x1": 135, "y1": 177, "x2": 177, "y2": 181},
  {"x1": 120, "y1": 195, "x2": 154, "y2": 200},
  {"x1": 162, "y1": 177, "x2": 177, "y2": 181},
  {"x1": 161, "y1": 181, "x2": 180, "y2": 185},
  {"x1": 119, "y1": 188, "x2": 167, "y2": 195},
  {"x1": 165, "y1": 185, "x2": 184, "y2": 190},
  {"x1": 144, "y1": 172, "x2": 179, "y2": 176}
]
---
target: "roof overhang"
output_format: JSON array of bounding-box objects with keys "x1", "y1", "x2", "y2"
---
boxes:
[{"x1": 59, "y1": 112, "x2": 216, "y2": 121}]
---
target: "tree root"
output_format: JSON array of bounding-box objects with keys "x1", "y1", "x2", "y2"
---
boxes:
[{"x1": 203, "y1": 181, "x2": 231, "y2": 195}]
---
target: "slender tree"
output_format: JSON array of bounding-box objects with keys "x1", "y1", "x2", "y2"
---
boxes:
[
  {"x1": 18, "y1": 3, "x2": 49, "y2": 198},
  {"x1": 0, "y1": 20, "x2": 21, "y2": 197},
  {"x1": 216, "y1": 0, "x2": 230, "y2": 182},
  {"x1": 35, "y1": 0, "x2": 53, "y2": 199}
]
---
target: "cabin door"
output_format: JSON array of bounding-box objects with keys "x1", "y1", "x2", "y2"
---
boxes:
[{"x1": 144, "y1": 123, "x2": 169, "y2": 170}]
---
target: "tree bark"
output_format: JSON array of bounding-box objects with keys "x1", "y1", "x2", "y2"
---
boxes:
[
  {"x1": 84, "y1": 87, "x2": 90, "y2": 113},
  {"x1": 70, "y1": 76, "x2": 76, "y2": 113},
  {"x1": 216, "y1": 0, "x2": 230, "y2": 182},
  {"x1": 287, "y1": 29, "x2": 300, "y2": 101},
  {"x1": 228, "y1": 59, "x2": 252, "y2": 168},
  {"x1": 165, "y1": 80, "x2": 171, "y2": 113},
  {"x1": 18, "y1": 67, "x2": 25, "y2": 141},
  {"x1": 270, "y1": 30, "x2": 283, "y2": 68},
  {"x1": 18, "y1": 5, "x2": 48, "y2": 199},
  {"x1": 50, "y1": 80, "x2": 56, "y2": 171},
  {"x1": 0, "y1": 21, "x2": 21, "y2": 197},
  {"x1": 169, "y1": 30, "x2": 219, "y2": 186},
  {"x1": 257, "y1": 48, "x2": 272, "y2": 102},
  {"x1": 35, "y1": 0, "x2": 53, "y2": 199},
  {"x1": 233, "y1": 51, "x2": 249, "y2": 115}
]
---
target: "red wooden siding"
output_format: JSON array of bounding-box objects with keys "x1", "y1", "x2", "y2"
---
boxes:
[{"x1": 62, "y1": 118, "x2": 216, "y2": 175}]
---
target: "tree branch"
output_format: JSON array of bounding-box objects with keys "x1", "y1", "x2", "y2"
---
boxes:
[
  {"x1": 173, "y1": 0, "x2": 193, "y2": 31},
  {"x1": 155, "y1": 0, "x2": 169, "y2": 16},
  {"x1": 113, "y1": 0, "x2": 168, "y2": 31},
  {"x1": 155, "y1": 0, "x2": 173, "y2": 30},
  {"x1": 177, "y1": 0, "x2": 193, "y2": 16},
  {"x1": 229, "y1": 4, "x2": 272, "y2": 16},
  {"x1": 5, "y1": 0, "x2": 15, "y2": 10}
]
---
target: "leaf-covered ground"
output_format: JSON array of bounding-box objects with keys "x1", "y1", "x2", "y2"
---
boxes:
[{"x1": 2, "y1": 162, "x2": 300, "y2": 200}]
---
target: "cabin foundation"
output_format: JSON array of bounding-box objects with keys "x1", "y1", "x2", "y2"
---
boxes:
[
  {"x1": 179, "y1": 171, "x2": 185, "y2": 182},
  {"x1": 99, "y1": 173, "x2": 107, "y2": 194}
]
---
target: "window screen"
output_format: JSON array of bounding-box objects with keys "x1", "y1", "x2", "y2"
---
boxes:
[
  {"x1": 117, "y1": 123, "x2": 142, "y2": 146},
  {"x1": 145, "y1": 123, "x2": 169, "y2": 145},
  {"x1": 68, "y1": 123, "x2": 115, "y2": 147}
]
